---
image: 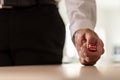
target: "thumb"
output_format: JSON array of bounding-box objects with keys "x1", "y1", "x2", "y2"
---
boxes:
[{"x1": 86, "y1": 34, "x2": 97, "y2": 52}]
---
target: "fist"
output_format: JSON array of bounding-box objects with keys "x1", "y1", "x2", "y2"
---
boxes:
[{"x1": 73, "y1": 29, "x2": 104, "y2": 66}]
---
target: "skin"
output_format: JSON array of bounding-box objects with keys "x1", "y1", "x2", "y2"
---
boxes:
[{"x1": 73, "y1": 28, "x2": 104, "y2": 66}]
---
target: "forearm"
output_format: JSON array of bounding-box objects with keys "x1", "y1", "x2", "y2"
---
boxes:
[{"x1": 65, "y1": 0, "x2": 97, "y2": 37}]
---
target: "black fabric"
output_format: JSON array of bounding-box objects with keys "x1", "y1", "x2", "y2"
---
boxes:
[
  {"x1": 4, "y1": 0, "x2": 37, "y2": 6},
  {"x1": 4, "y1": 0, "x2": 56, "y2": 7},
  {"x1": 0, "y1": 4, "x2": 65, "y2": 66}
]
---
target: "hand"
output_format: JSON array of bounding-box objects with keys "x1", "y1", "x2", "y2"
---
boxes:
[{"x1": 73, "y1": 28, "x2": 104, "y2": 66}]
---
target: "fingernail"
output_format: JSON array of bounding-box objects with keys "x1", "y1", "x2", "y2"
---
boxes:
[{"x1": 88, "y1": 44, "x2": 97, "y2": 52}]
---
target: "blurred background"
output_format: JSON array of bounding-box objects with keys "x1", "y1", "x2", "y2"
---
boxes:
[{"x1": 58, "y1": 0, "x2": 120, "y2": 64}]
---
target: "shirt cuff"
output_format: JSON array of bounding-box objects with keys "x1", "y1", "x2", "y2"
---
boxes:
[{"x1": 69, "y1": 19, "x2": 95, "y2": 38}]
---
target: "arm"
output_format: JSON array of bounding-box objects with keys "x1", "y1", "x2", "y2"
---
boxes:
[
  {"x1": 65, "y1": 0, "x2": 104, "y2": 66},
  {"x1": 65, "y1": 0, "x2": 96, "y2": 37}
]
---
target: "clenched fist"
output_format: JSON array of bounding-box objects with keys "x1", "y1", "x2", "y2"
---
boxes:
[{"x1": 73, "y1": 28, "x2": 104, "y2": 66}]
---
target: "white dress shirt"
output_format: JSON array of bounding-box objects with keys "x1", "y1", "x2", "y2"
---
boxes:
[{"x1": 65, "y1": 0, "x2": 96, "y2": 37}]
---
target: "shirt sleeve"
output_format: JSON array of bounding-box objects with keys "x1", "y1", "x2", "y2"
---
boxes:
[{"x1": 65, "y1": 0, "x2": 96, "y2": 37}]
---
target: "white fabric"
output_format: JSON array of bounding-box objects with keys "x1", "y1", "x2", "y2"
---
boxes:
[{"x1": 65, "y1": 0, "x2": 96, "y2": 37}]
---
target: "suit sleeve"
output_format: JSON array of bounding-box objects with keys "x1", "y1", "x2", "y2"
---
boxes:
[{"x1": 65, "y1": 0, "x2": 96, "y2": 37}]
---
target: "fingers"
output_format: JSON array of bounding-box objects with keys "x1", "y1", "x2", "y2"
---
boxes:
[
  {"x1": 77, "y1": 43, "x2": 98, "y2": 65},
  {"x1": 73, "y1": 31, "x2": 86, "y2": 48},
  {"x1": 85, "y1": 29, "x2": 97, "y2": 44},
  {"x1": 80, "y1": 57, "x2": 100, "y2": 66},
  {"x1": 78, "y1": 44, "x2": 101, "y2": 58},
  {"x1": 73, "y1": 29, "x2": 105, "y2": 66},
  {"x1": 79, "y1": 45, "x2": 100, "y2": 66},
  {"x1": 79, "y1": 38, "x2": 104, "y2": 66},
  {"x1": 85, "y1": 29, "x2": 104, "y2": 55},
  {"x1": 97, "y1": 39, "x2": 105, "y2": 55},
  {"x1": 86, "y1": 36, "x2": 97, "y2": 45},
  {"x1": 84, "y1": 29, "x2": 98, "y2": 52}
]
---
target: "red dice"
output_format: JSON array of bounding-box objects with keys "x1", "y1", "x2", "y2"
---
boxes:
[{"x1": 88, "y1": 44, "x2": 97, "y2": 52}]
